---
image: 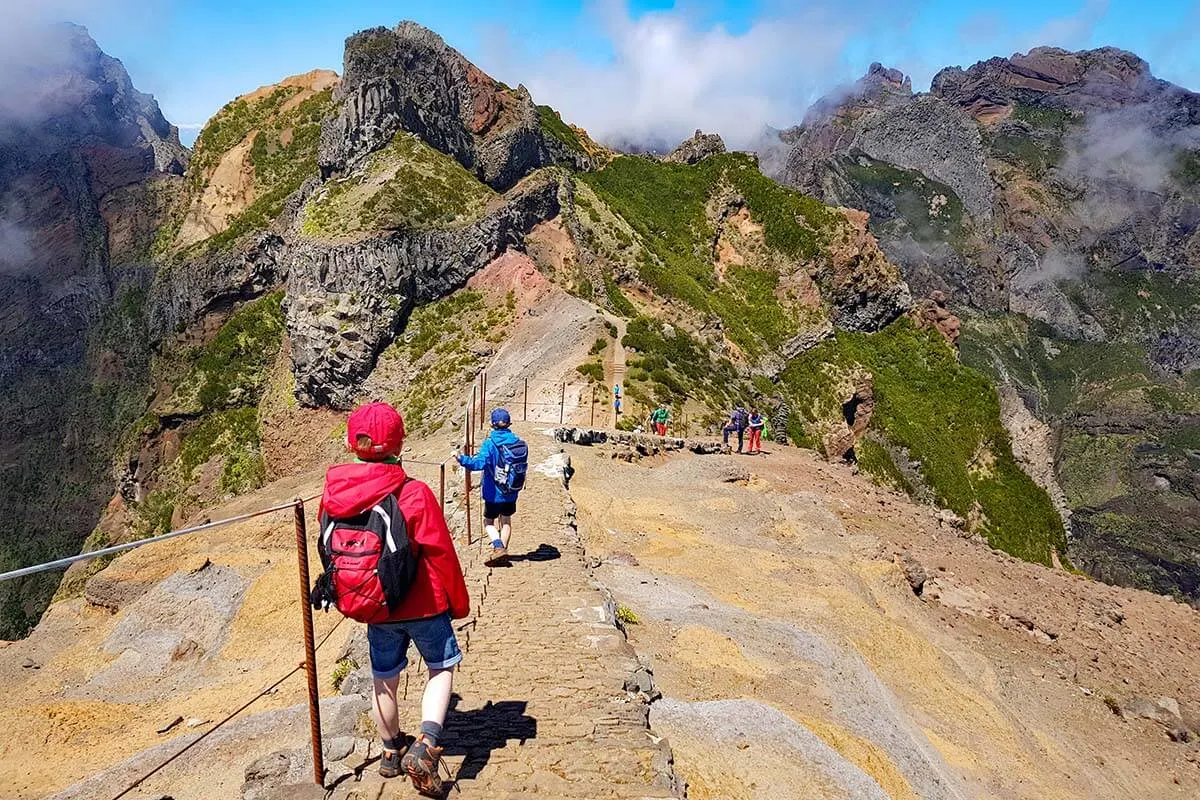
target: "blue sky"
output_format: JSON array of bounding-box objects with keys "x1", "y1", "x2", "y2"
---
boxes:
[{"x1": 21, "y1": 0, "x2": 1200, "y2": 147}]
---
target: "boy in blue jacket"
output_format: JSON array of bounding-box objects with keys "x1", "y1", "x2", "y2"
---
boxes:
[{"x1": 458, "y1": 408, "x2": 525, "y2": 566}]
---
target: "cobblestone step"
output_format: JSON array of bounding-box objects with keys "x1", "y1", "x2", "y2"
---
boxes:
[{"x1": 337, "y1": 426, "x2": 680, "y2": 798}]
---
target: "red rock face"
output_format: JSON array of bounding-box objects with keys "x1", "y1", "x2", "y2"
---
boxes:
[
  {"x1": 911, "y1": 291, "x2": 961, "y2": 348},
  {"x1": 465, "y1": 63, "x2": 503, "y2": 135},
  {"x1": 824, "y1": 378, "x2": 876, "y2": 462},
  {"x1": 85, "y1": 144, "x2": 156, "y2": 197}
]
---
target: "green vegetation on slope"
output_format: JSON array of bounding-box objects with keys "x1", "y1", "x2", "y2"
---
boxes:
[
  {"x1": 303, "y1": 133, "x2": 496, "y2": 239},
  {"x1": 620, "y1": 315, "x2": 751, "y2": 427},
  {"x1": 581, "y1": 153, "x2": 840, "y2": 357},
  {"x1": 0, "y1": 279, "x2": 156, "y2": 637},
  {"x1": 841, "y1": 156, "x2": 969, "y2": 252},
  {"x1": 781, "y1": 318, "x2": 1067, "y2": 564},
  {"x1": 159, "y1": 87, "x2": 335, "y2": 258},
  {"x1": 166, "y1": 292, "x2": 287, "y2": 415},
  {"x1": 381, "y1": 289, "x2": 515, "y2": 434},
  {"x1": 1061, "y1": 269, "x2": 1200, "y2": 343},
  {"x1": 130, "y1": 293, "x2": 285, "y2": 537},
  {"x1": 538, "y1": 105, "x2": 586, "y2": 155},
  {"x1": 984, "y1": 103, "x2": 1078, "y2": 178},
  {"x1": 960, "y1": 313, "x2": 1198, "y2": 418},
  {"x1": 1174, "y1": 149, "x2": 1200, "y2": 190},
  {"x1": 960, "y1": 310, "x2": 1200, "y2": 594}
]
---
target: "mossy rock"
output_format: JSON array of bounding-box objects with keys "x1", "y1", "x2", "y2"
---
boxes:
[
  {"x1": 164, "y1": 292, "x2": 286, "y2": 416},
  {"x1": 302, "y1": 133, "x2": 495, "y2": 239}
]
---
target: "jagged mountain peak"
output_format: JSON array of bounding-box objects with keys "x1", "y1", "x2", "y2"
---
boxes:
[
  {"x1": 663, "y1": 129, "x2": 727, "y2": 164},
  {"x1": 770, "y1": 40, "x2": 1200, "y2": 608},
  {"x1": 0, "y1": 21, "x2": 187, "y2": 174},
  {"x1": 321, "y1": 20, "x2": 594, "y2": 191},
  {"x1": 929, "y1": 44, "x2": 1196, "y2": 121}
]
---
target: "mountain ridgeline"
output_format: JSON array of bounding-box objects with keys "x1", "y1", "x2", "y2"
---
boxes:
[
  {"x1": 4, "y1": 21, "x2": 1195, "y2": 639},
  {"x1": 769, "y1": 49, "x2": 1200, "y2": 603}
]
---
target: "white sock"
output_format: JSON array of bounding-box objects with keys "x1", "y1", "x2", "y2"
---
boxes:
[{"x1": 486, "y1": 525, "x2": 501, "y2": 546}]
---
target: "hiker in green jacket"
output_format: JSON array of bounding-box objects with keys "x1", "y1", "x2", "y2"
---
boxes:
[{"x1": 650, "y1": 405, "x2": 670, "y2": 436}]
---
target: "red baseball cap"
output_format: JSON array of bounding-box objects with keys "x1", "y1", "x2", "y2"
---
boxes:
[{"x1": 346, "y1": 402, "x2": 406, "y2": 460}]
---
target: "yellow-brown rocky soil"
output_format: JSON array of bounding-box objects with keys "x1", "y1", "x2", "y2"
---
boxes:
[{"x1": 571, "y1": 442, "x2": 1200, "y2": 799}]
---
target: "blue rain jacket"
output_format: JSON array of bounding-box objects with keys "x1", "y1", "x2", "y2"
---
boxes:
[{"x1": 458, "y1": 427, "x2": 523, "y2": 502}]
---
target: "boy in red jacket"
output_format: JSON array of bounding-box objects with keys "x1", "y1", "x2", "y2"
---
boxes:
[{"x1": 319, "y1": 402, "x2": 469, "y2": 795}]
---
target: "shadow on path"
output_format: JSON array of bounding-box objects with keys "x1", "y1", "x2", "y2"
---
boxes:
[
  {"x1": 508, "y1": 543, "x2": 561, "y2": 563},
  {"x1": 443, "y1": 695, "x2": 538, "y2": 783}
]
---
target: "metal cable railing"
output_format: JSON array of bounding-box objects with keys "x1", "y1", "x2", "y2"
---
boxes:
[{"x1": 0, "y1": 365, "x2": 600, "y2": 794}]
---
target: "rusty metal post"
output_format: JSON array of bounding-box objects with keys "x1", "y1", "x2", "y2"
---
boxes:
[
  {"x1": 293, "y1": 500, "x2": 325, "y2": 786},
  {"x1": 523, "y1": 378, "x2": 528, "y2": 421},
  {"x1": 463, "y1": 413, "x2": 472, "y2": 545},
  {"x1": 471, "y1": 384, "x2": 478, "y2": 431},
  {"x1": 590, "y1": 386, "x2": 596, "y2": 427},
  {"x1": 560, "y1": 382, "x2": 566, "y2": 425},
  {"x1": 439, "y1": 462, "x2": 446, "y2": 513}
]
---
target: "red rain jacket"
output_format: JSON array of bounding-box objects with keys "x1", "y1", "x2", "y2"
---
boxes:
[{"x1": 319, "y1": 461, "x2": 470, "y2": 621}]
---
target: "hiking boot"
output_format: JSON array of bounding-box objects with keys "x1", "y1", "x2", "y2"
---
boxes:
[
  {"x1": 484, "y1": 544, "x2": 509, "y2": 566},
  {"x1": 379, "y1": 742, "x2": 406, "y2": 778},
  {"x1": 401, "y1": 735, "x2": 446, "y2": 797}
]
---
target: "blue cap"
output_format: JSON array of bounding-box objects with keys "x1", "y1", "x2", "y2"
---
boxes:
[{"x1": 490, "y1": 408, "x2": 512, "y2": 427}]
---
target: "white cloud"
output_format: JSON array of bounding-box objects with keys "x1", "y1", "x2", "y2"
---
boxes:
[
  {"x1": 1024, "y1": 0, "x2": 1110, "y2": 51},
  {"x1": 480, "y1": 0, "x2": 915, "y2": 151},
  {"x1": 0, "y1": 218, "x2": 34, "y2": 276}
]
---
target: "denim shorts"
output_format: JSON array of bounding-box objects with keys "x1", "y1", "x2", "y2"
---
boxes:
[{"x1": 366, "y1": 612, "x2": 463, "y2": 679}]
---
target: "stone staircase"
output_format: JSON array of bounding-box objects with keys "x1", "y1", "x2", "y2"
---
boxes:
[{"x1": 322, "y1": 424, "x2": 681, "y2": 798}]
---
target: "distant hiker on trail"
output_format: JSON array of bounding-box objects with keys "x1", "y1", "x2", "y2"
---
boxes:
[
  {"x1": 313, "y1": 402, "x2": 468, "y2": 795},
  {"x1": 650, "y1": 405, "x2": 670, "y2": 436},
  {"x1": 722, "y1": 406, "x2": 749, "y2": 453},
  {"x1": 747, "y1": 408, "x2": 765, "y2": 455},
  {"x1": 459, "y1": 408, "x2": 528, "y2": 566},
  {"x1": 613, "y1": 383, "x2": 623, "y2": 417}
]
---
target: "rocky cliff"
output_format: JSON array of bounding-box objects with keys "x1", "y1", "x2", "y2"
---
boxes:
[
  {"x1": 319, "y1": 23, "x2": 593, "y2": 190},
  {"x1": 0, "y1": 23, "x2": 188, "y2": 637},
  {"x1": 769, "y1": 46, "x2": 1200, "y2": 602}
]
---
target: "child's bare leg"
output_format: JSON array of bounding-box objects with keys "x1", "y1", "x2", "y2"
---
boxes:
[
  {"x1": 484, "y1": 517, "x2": 500, "y2": 545},
  {"x1": 499, "y1": 514, "x2": 513, "y2": 548},
  {"x1": 421, "y1": 666, "x2": 454, "y2": 727},
  {"x1": 372, "y1": 674, "x2": 402, "y2": 743}
]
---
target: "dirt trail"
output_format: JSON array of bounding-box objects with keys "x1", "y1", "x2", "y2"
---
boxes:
[{"x1": 568, "y1": 442, "x2": 1200, "y2": 799}]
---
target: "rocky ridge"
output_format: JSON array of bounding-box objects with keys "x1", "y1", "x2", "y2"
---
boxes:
[
  {"x1": 0, "y1": 23, "x2": 188, "y2": 637},
  {"x1": 769, "y1": 45, "x2": 1200, "y2": 603},
  {"x1": 319, "y1": 23, "x2": 592, "y2": 190}
]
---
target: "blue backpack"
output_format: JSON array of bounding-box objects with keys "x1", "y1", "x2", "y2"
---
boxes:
[{"x1": 494, "y1": 437, "x2": 529, "y2": 492}]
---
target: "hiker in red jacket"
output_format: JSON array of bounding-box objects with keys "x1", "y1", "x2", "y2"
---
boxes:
[{"x1": 318, "y1": 402, "x2": 469, "y2": 796}]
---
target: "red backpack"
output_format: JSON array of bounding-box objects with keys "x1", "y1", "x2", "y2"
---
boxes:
[{"x1": 312, "y1": 482, "x2": 419, "y2": 624}]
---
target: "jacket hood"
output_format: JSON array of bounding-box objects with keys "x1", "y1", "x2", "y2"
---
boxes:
[
  {"x1": 489, "y1": 428, "x2": 520, "y2": 446},
  {"x1": 321, "y1": 461, "x2": 409, "y2": 517}
]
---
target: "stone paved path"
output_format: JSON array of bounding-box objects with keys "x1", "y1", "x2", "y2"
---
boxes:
[
  {"x1": 334, "y1": 424, "x2": 679, "y2": 799},
  {"x1": 605, "y1": 316, "x2": 628, "y2": 429}
]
